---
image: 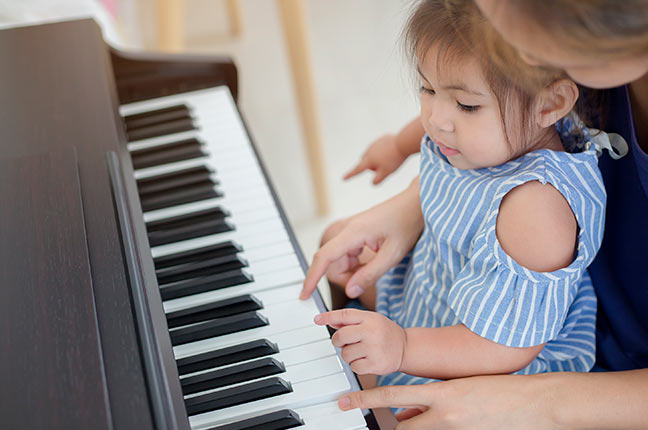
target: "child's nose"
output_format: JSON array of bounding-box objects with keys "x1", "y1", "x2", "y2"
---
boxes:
[{"x1": 428, "y1": 111, "x2": 454, "y2": 134}]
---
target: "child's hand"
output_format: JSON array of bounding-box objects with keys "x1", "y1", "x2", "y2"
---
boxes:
[
  {"x1": 344, "y1": 134, "x2": 409, "y2": 184},
  {"x1": 314, "y1": 309, "x2": 407, "y2": 375}
]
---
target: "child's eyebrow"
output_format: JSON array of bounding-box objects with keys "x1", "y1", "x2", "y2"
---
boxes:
[
  {"x1": 417, "y1": 65, "x2": 487, "y2": 97},
  {"x1": 416, "y1": 66, "x2": 430, "y2": 83},
  {"x1": 441, "y1": 84, "x2": 487, "y2": 97}
]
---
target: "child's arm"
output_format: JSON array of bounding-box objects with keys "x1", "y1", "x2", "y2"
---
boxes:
[
  {"x1": 344, "y1": 116, "x2": 425, "y2": 184},
  {"x1": 315, "y1": 179, "x2": 577, "y2": 378},
  {"x1": 315, "y1": 310, "x2": 543, "y2": 379}
]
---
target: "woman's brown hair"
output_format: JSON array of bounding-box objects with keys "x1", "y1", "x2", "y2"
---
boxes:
[{"x1": 509, "y1": 0, "x2": 648, "y2": 58}]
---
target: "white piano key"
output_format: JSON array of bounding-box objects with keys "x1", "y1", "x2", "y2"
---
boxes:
[
  {"x1": 243, "y1": 240, "x2": 296, "y2": 263},
  {"x1": 297, "y1": 401, "x2": 367, "y2": 430},
  {"x1": 248, "y1": 253, "x2": 300, "y2": 276},
  {"x1": 172, "y1": 298, "x2": 319, "y2": 358},
  {"x1": 189, "y1": 372, "x2": 352, "y2": 429},
  {"x1": 151, "y1": 219, "x2": 289, "y2": 258},
  {"x1": 165, "y1": 281, "x2": 303, "y2": 314},
  {"x1": 143, "y1": 191, "x2": 277, "y2": 223},
  {"x1": 181, "y1": 338, "x2": 338, "y2": 380},
  {"x1": 174, "y1": 324, "x2": 332, "y2": 361},
  {"x1": 163, "y1": 267, "x2": 305, "y2": 314},
  {"x1": 127, "y1": 130, "x2": 202, "y2": 152},
  {"x1": 184, "y1": 355, "x2": 343, "y2": 401}
]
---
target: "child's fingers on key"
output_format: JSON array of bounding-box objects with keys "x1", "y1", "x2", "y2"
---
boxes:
[
  {"x1": 340, "y1": 343, "x2": 367, "y2": 364},
  {"x1": 331, "y1": 324, "x2": 364, "y2": 347},
  {"x1": 314, "y1": 308, "x2": 367, "y2": 328},
  {"x1": 349, "y1": 358, "x2": 373, "y2": 375}
]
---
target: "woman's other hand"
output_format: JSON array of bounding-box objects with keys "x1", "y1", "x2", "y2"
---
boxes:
[
  {"x1": 300, "y1": 178, "x2": 424, "y2": 300},
  {"x1": 338, "y1": 373, "x2": 556, "y2": 430}
]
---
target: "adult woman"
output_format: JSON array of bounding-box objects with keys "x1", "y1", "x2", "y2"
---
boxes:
[{"x1": 302, "y1": 0, "x2": 648, "y2": 428}]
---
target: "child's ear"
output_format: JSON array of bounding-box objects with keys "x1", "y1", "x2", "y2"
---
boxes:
[{"x1": 533, "y1": 79, "x2": 579, "y2": 127}]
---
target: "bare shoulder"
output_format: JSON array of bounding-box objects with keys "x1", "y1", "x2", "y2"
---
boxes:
[{"x1": 496, "y1": 180, "x2": 577, "y2": 273}]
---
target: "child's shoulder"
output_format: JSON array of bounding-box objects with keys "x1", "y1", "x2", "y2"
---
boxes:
[{"x1": 496, "y1": 179, "x2": 577, "y2": 273}]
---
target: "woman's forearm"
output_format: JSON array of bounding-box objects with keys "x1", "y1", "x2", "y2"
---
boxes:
[
  {"x1": 399, "y1": 324, "x2": 544, "y2": 380},
  {"x1": 547, "y1": 369, "x2": 648, "y2": 429}
]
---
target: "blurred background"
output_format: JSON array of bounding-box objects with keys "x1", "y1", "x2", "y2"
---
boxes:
[{"x1": 0, "y1": 0, "x2": 421, "y2": 305}]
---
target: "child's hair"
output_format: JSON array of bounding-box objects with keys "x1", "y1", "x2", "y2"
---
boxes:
[{"x1": 403, "y1": 0, "x2": 568, "y2": 151}]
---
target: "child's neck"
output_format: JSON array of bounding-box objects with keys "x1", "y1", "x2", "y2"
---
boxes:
[{"x1": 525, "y1": 126, "x2": 564, "y2": 155}]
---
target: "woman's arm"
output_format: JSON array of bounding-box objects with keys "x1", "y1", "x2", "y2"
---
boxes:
[{"x1": 339, "y1": 370, "x2": 648, "y2": 429}]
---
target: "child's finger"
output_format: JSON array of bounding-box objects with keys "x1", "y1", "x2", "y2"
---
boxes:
[
  {"x1": 395, "y1": 408, "x2": 425, "y2": 421},
  {"x1": 331, "y1": 324, "x2": 364, "y2": 347},
  {"x1": 349, "y1": 358, "x2": 373, "y2": 375},
  {"x1": 314, "y1": 308, "x2": 367, "y2": 327},
  {"x1": 340, "y1": 342, "x2": 366, "y2": 364},
  {"x1": 343, "y1": 160, "x2": 369, "y2": 180},
  {"x1": 372, "y1": 168, "x2": 390, "y2": 185}
]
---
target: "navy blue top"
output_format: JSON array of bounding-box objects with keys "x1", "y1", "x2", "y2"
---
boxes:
[{"x1": 590, "y1": 86, "x2": 648, "y2": 371}]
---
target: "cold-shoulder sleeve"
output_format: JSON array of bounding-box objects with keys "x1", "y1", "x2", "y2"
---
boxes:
[{"x1": 447, "y1": 236, "x2": 586, "y2": 347}]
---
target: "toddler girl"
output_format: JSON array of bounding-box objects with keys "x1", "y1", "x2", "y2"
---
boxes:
[{"x1": 302, "y1": 0, "x2": 625, "y2": 386}]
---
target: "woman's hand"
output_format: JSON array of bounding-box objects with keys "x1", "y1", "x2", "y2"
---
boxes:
[
  {"x1": 344, "y1": 134, "x2": 410, "y2": 184},
  {"x1": 315, "y1": 309, "x2": 407, "y2": 375},
  {"x1": 300, "y1": 178, "x2": 424, "y2": 300},
  {"x1": 338, "y1": 373, "x2": 557, "y2": 430}
]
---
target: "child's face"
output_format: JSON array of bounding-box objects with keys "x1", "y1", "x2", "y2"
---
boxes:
[{"x1": 418, "y1": 46, "x2": 513, "y2": 170}]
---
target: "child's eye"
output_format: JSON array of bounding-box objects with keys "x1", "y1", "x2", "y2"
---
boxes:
[
  {"x1": 457, "y1": 101, "x2": 480, "y2": 113},
  {"x1": 419, "y1": 86, "x2": 435, "y2": 95}
]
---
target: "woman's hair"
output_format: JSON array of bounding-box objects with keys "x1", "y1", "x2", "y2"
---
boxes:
[
  {"x1": 510, "y1": 0, "x2": 648, "y2": 58},
  {"x1": 403, "y1": 0, "x2": 567, "y2": 150}
]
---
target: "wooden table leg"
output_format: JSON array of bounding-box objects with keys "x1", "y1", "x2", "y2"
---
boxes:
[
  {"x1": 276, "y1": 0, "x2": 329, "y2": 215},
  {"x1": 156, "y1": 0, "x2": 184, "y2": 51}
]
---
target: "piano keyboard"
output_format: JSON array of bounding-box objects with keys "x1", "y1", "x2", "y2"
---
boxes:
[{"x1": 120, "y1": 87, "x2": 370, "y2": 430}]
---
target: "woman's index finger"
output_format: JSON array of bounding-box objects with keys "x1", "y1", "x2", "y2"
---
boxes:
[
  {"x1": 300, "y1": 232, "x2": 365, "y2": 299},
  {"x1": 339, "y1": 384, "x2": 431, "y2": 411}
]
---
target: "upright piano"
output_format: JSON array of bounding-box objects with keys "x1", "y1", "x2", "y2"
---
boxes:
[{"x1": 0, "y1": 18, "x2": 379, "y2": 430}]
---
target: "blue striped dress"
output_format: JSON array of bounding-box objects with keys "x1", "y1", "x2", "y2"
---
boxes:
[{"x1": 376, "y1": 129, "x2": 606, "y2": 388}]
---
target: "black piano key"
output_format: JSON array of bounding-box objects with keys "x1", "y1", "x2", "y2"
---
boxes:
[
  {"x1": 127, "y1": 117, "x2": 195, "y2": 141},
  {"x1": 124, "y1": 104, "x2": 191, "y2": 129},
  {"x1": 208, "y1": 409, "x2": 304, "y2": 430},
  {"x1": 170, "y1": 311, "x2": 268, "y2": 346},
  {"x1": 131, "y1": 138, "x2": 207, "y2": 169},
  {"x1": 181, "y1": 357, "x2": 285, "y2": 395},
  {"x1": 124, "y1": 104, "x2": 189, "y2": 123},
  {"x1": 140, "y1": 180, "x2": 221, "y2": 212},
  {"x1": 160, "y1": 268, "x2": 253, "y2": 301},
  {"x1": 166, "y1": 294, "x2": 263, "y2": 329},
  {"x1": 156, "y1": 254, "x2": 247, "y2": 285},
  {"x1": 176, "y1": 339, "x2": 279, "y2": 376},
  {"x1": 148, "y1": 217, "x2": 235, "y2": 247},
  {"x1": 154, "y1": 241, "x2": 243, "y2": 270},
  {"x1": 184, "y1": 377, "x2": 292, "y2": 416},
  {"x1": 137, "y1": 165, "x2": 215, "y2": 195},
  {"x1": 147, "y1": 206, "x2": 229, "y2": 232}
]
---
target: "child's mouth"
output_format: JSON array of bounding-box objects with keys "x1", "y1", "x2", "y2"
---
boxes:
[{"x1": 437, "y1": 141, "x2": 460, "y2": 156}]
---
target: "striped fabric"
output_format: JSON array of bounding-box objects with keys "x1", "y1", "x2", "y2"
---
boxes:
[{"x1": 376, "y1": 132, "x2": 606, "y2": 388}]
